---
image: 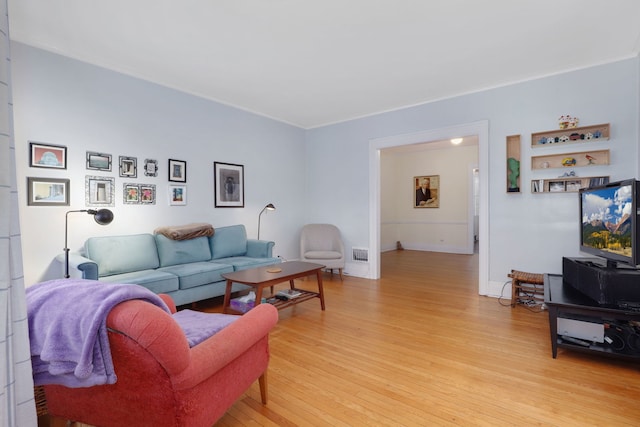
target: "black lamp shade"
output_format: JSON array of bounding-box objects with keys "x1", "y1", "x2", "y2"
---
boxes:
[{"x1": 90, "y1": 209, "x2": 114, "y2": 225}]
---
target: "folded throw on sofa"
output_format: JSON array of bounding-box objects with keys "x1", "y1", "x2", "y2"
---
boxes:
[
  {"x1": 154, "y1": 222, "x2": 215, "y2": 240},
  {"x1": 26, "y1": 279, "x2": 170, "y2": 387}
]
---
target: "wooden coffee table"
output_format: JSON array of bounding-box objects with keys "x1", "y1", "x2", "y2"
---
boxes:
[{"x1": 221, "y1": 261, "x2": 326, "y2": 313}]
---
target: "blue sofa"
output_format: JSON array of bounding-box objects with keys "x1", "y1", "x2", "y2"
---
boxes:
[{"x1": 61, "y1": 224, "x2": 280, "y2": 306}]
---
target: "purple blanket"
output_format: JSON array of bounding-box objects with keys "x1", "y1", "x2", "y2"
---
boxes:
[{"x1": 26, "y1": 278, "x2": 170, "y2": 388}]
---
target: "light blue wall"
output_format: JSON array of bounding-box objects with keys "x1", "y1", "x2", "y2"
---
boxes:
[
  {"x1": 12, "y1": 40, "x2": 640, "y2": 290},
  {"x1": 12, "y1": 42, "x2": 306, "y2": 285},
  {"x1": 306, "y1": 57, "x2": 639, "y2": 291}
]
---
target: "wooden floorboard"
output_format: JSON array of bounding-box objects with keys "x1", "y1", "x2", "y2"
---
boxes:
[{"x1": 207, "y1": 250, "x2": 640, "y2": 426}]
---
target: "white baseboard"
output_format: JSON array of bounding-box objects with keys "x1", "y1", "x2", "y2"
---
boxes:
[{"x1": 343, "y1": 261, "x2": 370, "y2": 278}]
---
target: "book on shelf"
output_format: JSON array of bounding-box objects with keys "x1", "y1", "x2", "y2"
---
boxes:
[{"x1": 276, "y1": 289, "x2": 303, "y2": 299}]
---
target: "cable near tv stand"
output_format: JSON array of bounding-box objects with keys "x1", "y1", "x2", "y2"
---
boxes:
[{"x1": 544, "y1": 274, "x2": 640, "y2": 360}]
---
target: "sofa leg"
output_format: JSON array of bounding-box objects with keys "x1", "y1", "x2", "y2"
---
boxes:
[
  {"x1": 259, "y1": 371, "x2": 268, "y2": 404},
  {"x1": 339, "y1": 268, "x2": 343, "y2": 281}
]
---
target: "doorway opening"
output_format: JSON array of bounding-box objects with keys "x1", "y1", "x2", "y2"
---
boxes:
[{"x1": 368, "y1": 121, "x2": 489, "y2": 295}]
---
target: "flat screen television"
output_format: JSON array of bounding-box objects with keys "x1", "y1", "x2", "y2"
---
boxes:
[{"x1": 579, "y1": 179, "x2": 640, "y2": 268}]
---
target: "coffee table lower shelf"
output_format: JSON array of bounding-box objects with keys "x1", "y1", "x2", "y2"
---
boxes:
[
  {"x1": 229, "y1": 288, "x2": 321, "y2": 313},
  {"x1": 221, "y1": 261, "x2": 326, "y2": 314}
]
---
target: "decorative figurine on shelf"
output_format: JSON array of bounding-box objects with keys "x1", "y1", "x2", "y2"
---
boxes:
[
  {"x1": 559, "y1": 170, "x2": 576, "y2": 178},
  {"x1": 586, "y1": 154, "x2": 596, "y2": 165},
  {"x1": 558, "y1": 115, "x2": 579, "y2": 129},
  {"x1": 562, "y1": 157, "x2": 577, "y2": 167},
  {"x1": 507, "y1": 157, "x2": 520, "y2": 192},
  {"x1": 569, "y1": 116, "x2": 579, "y2": 128}
]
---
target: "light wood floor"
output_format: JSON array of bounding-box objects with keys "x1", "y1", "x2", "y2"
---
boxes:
[{"x1": 207, "y1": 250, "x2": 640, "y2": 426}]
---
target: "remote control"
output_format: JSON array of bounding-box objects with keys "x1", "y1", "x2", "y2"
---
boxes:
[{"x1": 560, "y1": 335, "x2": 591, "y2": 347}]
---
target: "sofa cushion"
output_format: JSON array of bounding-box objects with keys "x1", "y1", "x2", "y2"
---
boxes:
[
  {"x1": 85, "y1": 234, "x2": 160, "y2": 277},
  {"x1": 209, "y1": 225, "x2": 247, "y2": 259},
  {"x1": 218, "y1": 256, "x2": 281, "y2": 271},
  {"x1": 159, "y1": 262, "x2": 233, "y2": 290},
  {"x1": 303, "y1": 250, "x2": 343, "y2": 260},
  {"x1": 99, "y1": 269, "x2": 179, "y2": 294},
  {"x1": 155, "y1": 235, "x2": 212, "y2": 267}
]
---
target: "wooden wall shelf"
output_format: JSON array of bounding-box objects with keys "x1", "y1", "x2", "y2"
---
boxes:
[
  {"x1": 531, "y1": 123, "x2": 610, "y2": 148},
  {"x1": 531, "y1": 176, "x2": 609, "y2": 194},
  {"x1": 531, "y1": 149, "x2": 609, "y2": 170}
]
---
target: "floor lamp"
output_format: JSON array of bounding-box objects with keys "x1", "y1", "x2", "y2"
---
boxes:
[
  {"x1": 257, "y1": 203, "x2": 275, "y2": 240},
  {"x1": 64, "y1": 209, "x2": 114, "y2": 278}
]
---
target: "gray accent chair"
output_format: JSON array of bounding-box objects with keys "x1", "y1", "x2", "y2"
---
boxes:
[{"x1": 300, "y1": 223, "x2": 345, "y2": 280}]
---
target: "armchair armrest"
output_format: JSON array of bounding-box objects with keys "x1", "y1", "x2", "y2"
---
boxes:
[
  {"x1": 107, "y1": 300, "x2": 278, "y2": 390},
  {"x1": 246, "y1": 239, "x2": 275, "y2": 258},
  {"x1": 172, "y1": 303, "x2": 279, "y2": 390},
  {"x1": 54, "y1": 252, "x2": 99, "y2": 280},
  {"x1": 159, "y1": 294, "x2": 177, "y2": 313}
]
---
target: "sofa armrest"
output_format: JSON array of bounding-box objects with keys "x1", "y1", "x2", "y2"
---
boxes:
[
  {"x1": 246, "y1": 239, "x2": 275, "y2": 258},
  {"x1": 171, "y1": 303, "x2": 279, "y2": 390},
  {"x1": 54, "y1": 253, "x2": 99, "y2": 280}
]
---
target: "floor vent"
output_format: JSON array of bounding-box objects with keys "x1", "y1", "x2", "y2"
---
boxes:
[{"x1": 352, "y1": 247, "x2": 369, "y2": 262}]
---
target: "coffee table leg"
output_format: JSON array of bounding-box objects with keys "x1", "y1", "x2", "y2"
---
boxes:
[
  {"x1": 222, "y1": 280, "x2": 233, "y2": 314},
  {"x1": 289, "y1": 279, "x2": 295, "y2": 290},
  {"x1": 316, "y1": 270, "x2": 325, "y2": 310},
  {"x1": 255, "y1": 286, "x2": 263, "y2": 307}
]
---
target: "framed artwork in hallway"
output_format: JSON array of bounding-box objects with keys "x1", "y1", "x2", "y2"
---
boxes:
[{"x1": 414, "y1": 175, "x2": 439, "y2": 208}]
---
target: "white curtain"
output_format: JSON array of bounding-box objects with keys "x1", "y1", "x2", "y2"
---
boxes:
[{"x1": 0, "y1": 0, "x2": 38, "y2": 425}]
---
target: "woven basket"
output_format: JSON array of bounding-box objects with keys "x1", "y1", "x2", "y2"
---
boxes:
[{"x1": 34, "y1": 385, "x2": 48, "y2": 417}]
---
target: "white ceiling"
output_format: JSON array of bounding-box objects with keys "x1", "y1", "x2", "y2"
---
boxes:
[{"x1": 7, "y1": 1, "x2": 640, "y2": 129}]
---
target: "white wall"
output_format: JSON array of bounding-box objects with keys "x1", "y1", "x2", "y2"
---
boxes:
[
  {"x1": 12, "y1": 42, "x2": 307, "y2": 286},
  {"x1": 381, "y1": 144, "x2": 478, "y2": 253},
  {"x1": 306, "y1": 57, "x2": 639, "y2": 293},
  {"x1": 12, "y1": 41, "x2": 640, "y2": 293}
]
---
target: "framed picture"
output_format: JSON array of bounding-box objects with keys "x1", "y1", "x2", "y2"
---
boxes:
[
  {"x1": 139, "y1": 184, "x2": 156, "y2": 204},
  {"x1": 119, "y1": 156, "x2": 137, "y2": 178},
  {"x1": 414, "y1": 175, "x2": 440, "y2": 208},
  {"x1": 214, "y1": 162, "x2": 244, "y2": 207},
  {"x1": 85, "y1": 175, "x2": 115, "y2": 207},
  {"x1": 29, "y1": 142, "x2": 67, "y2": 169},
  {"x1": 565, "y1": 180, "x2": 582, "y2": 192},
  {"x1": 26, "y1": 177, "x2": 70, "y2": 206},
  {"x1": 169, "y1": 184, "x2": 187, "y2": 206},
  {"x1": 549, "y1": 181, "x2": 566, "y2": 192},
  {"x1": 168, "y1": 159, "x2": 187, "y2": 182},
  {"x1": 144, "y1": 159, "x2": 158, "y2": 177},
  {"x1": 86, "y1": 151, "x2": 112, "y2": 171},
  {"x1": 123, "y1": 183, "x2": 140, "y2": 204}
]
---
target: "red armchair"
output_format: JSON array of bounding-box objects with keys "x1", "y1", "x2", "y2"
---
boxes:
[{"x1": 43, "y1": 295, "x2": 278, "y2": 426}]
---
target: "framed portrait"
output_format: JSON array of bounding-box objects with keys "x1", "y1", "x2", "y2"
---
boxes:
[
  {"x1": 123, "y1": 183, "x2": 140, "y2": 204},
  {"x1": 86, "y1": 151, "x2": 112, "y2": 171},
  {"x1": 214, "y1": 162, "x2": 244, "y2": 208},
  {"x1": 144, "y1": 159, "x2": 158, "y2": 177},
  {"x1": 168, "y1": 159, "x2": 187, "y2": 182},
  {"x1": 85, "y1": 175, "x2": 115, "y2": 207},
  {"x1": 29, "y1": 142, "x2": 67, "y2": 169},
  {"x1": 119, "y1": 156, "x2": 137, "y2": 178},
  {"x1": 26, "y1": 177, "x2": 70, "y2": 206},
  {"x1": 414, "y1": 175, "x2": 440, "y2": 208},
  {"x1": 169, "y1": 184, "x2": 187, "y2": 206}
]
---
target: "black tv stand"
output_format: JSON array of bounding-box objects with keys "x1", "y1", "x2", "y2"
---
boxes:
[{"x1": 544, "y1": 274, "x2": 640, "y2": 361}]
